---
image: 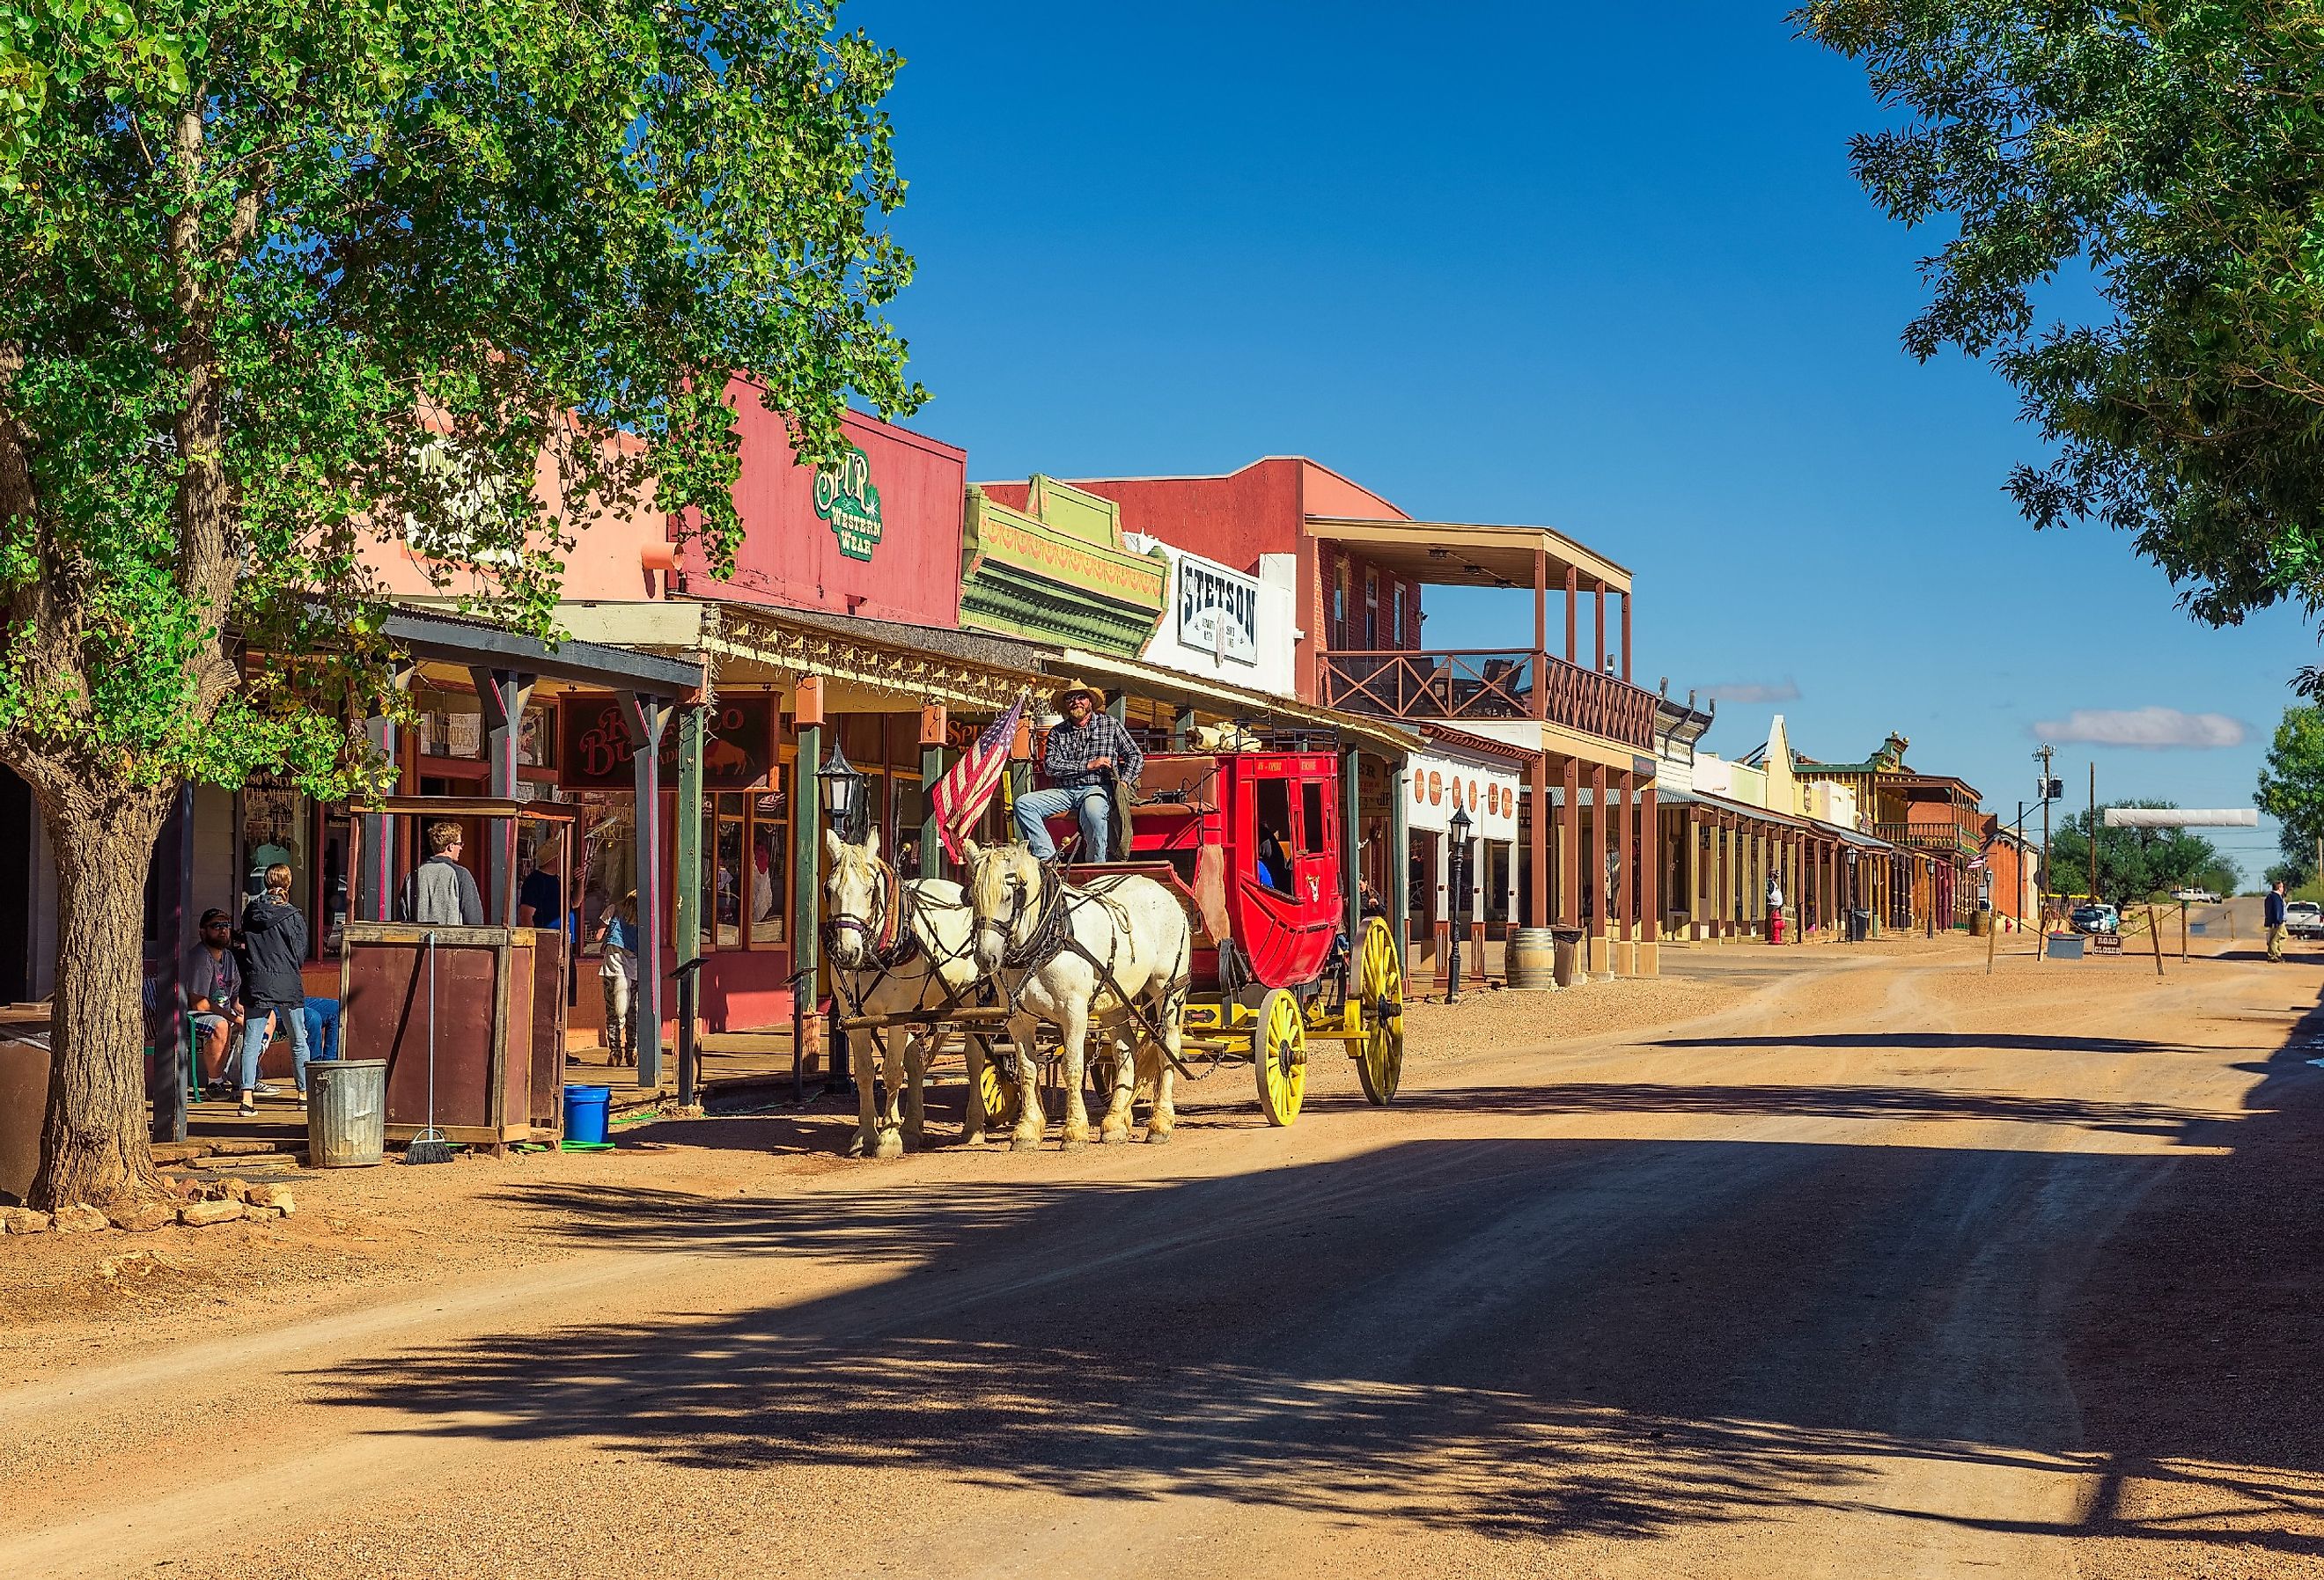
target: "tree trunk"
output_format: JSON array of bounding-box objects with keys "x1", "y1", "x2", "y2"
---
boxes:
[{"x1": 29, "y1": 777, "x2": 173, "y2": 1210}]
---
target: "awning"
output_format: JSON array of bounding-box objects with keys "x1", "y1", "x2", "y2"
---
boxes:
[{"x1": 1052, "y1": 645, "x2": 1422, "y2": 759}]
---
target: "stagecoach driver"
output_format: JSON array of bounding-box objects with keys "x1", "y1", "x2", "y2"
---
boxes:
[{"x1": 1013, "y1": 682, "x2": 1143, "y2": 863}]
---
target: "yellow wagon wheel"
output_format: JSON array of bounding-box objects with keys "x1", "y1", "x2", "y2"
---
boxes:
[
  {"x1": 1354, "y1": 917, "x2": 1406, "y2": 1106},
  {"x1": 977, "y1": 1041, "x2": 1024, "y2": 1129},
  {"x1": 1254, "y1": 987, "x2": 1307, "y2": 1127}
]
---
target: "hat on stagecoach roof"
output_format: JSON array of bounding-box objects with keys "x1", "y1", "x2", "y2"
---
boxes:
[{"x1": 1052, "y1": 680, "x2": 1107, "y2": 711}]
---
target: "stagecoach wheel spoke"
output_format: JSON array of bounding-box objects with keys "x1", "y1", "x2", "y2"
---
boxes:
[
  {"x1": 1356, "y1": 917, "x2": 1405, "y2": 1106},
  {"x1": 1254, "y1": 988, "x2": 1305, "y2": 1127}
]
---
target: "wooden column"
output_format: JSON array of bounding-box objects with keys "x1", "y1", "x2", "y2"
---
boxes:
[
  {"x1": 919, "y1": 705, "x2": 947, "y2": 878},
  {"x1": 1341, "y1": 745, "x2": 1364, "y2": 951},
  {"x1": 1431, "y1": 828, "x2": 1451, "y2": 990},
  {"x1": 1641, "y1": 783, "x2": 1660, "y2": 971},
  {"x1": 150, "y1": 786, "x2": 193, "y2": 1144},
  {"x1": 1617, "y1": 769, "x2": 1636, "y2": 972},
  {"x1": 1564, "y1": 566, "x2": 1578, "y2": 664},
  {"x1": 1620, "y1": 592, "x2": 1632, "y2": 681},
  {"x1": 472, "y1": 665, "x2": 530, "y2": 926},
  {"x1": 1594, "y1": 583, "x2": 1607, "y2": 673},
  {"x1": 790, "y1": 677, "x2": 825, "y2": 1102},
  {"x1": 1590, "y1": 762, "x2": 1610, "y2": 970},
  {"x1": 1527, "y1": 754, "x2": 1549, "y2": 926},
  {"x1": 1686, "y1": 811, "x2": 1702, "y2": 940},
  {"x1": 1389, "y1": 760, "x2": 1412, "y2": 970},
  {"x1": 1533, "y1": 549, "x2": 1549, "y2": 677},
  {"x1": 1561, "y1": 758, "x2": 1581, "y2": 926},
  {"x1": 673, "y1": 702, "x2": 706, "y2": 1110},
  {"x1": 618, "y1": 689, "x2": 668, "y2": 1089}
]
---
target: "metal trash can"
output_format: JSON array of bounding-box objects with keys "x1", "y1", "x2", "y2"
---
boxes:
[
  {"x1": 1506, "y1": 928, "x2": 1558, "y2": 990},
  {"x1": 308, "y1": 1058, "x2": 387, "y2": 1168},
  {"x1": 1849, "y1": 908, "x2": 1872, "y2": 943},
  {"x1": 1550, "y1": 925, "x2": 1585, "y2": 988}
]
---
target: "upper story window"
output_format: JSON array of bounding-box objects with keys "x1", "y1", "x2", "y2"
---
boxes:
[
  {"x1": 1364, "y1": 569, "x2": 1379, "y2": 648},
  {"x1": 1393, "y1": 584, "x2": 1408, "y2": 647}
]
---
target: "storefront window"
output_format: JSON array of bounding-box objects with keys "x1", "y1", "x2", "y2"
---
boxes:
[
  {"x1": 752, "y1": 783, "x2": 787, "y2": 944},
  {"x1": 578, "y1": 791, "x2": 636, "y2": 956},
  {"x1": 714, "y1": 800, "x2": 746, "y2": 947}
]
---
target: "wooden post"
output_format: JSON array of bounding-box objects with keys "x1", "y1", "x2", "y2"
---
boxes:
[
  {"x1": 2146, "y1": 902, "x2": 2166, "y2": 978},
  {"x1": 1341, "y1": 745, "x2": 1364, "y2": 952},
  {"x1": 472, "y1": 666, "x2": 531, "y2": 925},
  {"x1": 919, "y1": 704, "x2": 947, "y2": 878},
  {"x1": 1528, "y1": 753, "x2": 1549, "y2": 925},
  {"x1": 1564, "y1": 566, "x2": 1578, "y2": 664},
  {"x1": 1389, "y1": 759, "x2": 1411, "y2": 971},
  {"x1": 1986, "y1": 896, "x2": 1998, "y2": 974},
  {"x1": 1561, "y1": 757, "x2": 1581, "y2": 926},
  {"x1": 1641, "y1": 783, "x2": 1660, "y2": 968},
  {"x1": 1618, "y1": 769, "x2": 1636, "y2": 971},
  {"x1": 2179, "y1": 900, "x2": 2188, "y2": 962},
  {"x1": 673, "y1": 702, "x2": 706, "y2": 1110},
  {"x1": 617, "y1": 689, "x2": 667, "y2": 1089},
  {"x1": 1685, "y1": 811, "x2": 1702, "y2": 941},
  {"x1": 1594, "y1": 583, "x2": 1607, "y2": 675},
  {"x1": 791, "y1": 676, "x2": 825, "y2": 1102},
  {"x1": 1591, "y1": 762, "x2": 1609, "y2": 969}
]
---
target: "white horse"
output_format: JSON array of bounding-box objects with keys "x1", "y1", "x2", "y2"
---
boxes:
[
  {"x1": 823, "y1": 828, "x2": 994, "y2": 1157},
  {"x1": 961, "y1": 839, "x2": 1191, "y2": 1150}
]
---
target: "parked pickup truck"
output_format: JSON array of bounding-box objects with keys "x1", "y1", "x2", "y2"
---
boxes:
[{"x1": 2286, "y1": 900, "x2": 2324, "y2": 940}]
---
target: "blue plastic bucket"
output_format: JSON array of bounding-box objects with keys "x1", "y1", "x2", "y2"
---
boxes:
[{"x1": 563, "y1": 1084, "x2": 611, "y2": 1145}]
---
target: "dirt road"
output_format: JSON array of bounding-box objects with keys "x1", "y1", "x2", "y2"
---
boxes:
[{"x1": 4, "y1": 926, "x2": 2321, "y2": 1578}]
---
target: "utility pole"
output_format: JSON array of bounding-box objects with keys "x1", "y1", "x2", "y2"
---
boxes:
[
  {"x1": 2088, "y1": 762, "x2": 2099, "y2": 905},
  {"x1": 2036, "y1": 744, "x2": 2056, "y2": 952}
]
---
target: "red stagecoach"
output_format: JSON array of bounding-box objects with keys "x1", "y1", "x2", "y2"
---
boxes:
[{"x1": 1038, "y1": 748, "x2": 1407, "y2": 1126}]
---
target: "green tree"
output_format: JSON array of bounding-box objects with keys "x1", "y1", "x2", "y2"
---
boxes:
[
  {"x1": 0, "y1": 0, "x2": 920, "y2": 1209},
  {"x1": 2048, "y1": 801, "x2": 2239, "y2": 907},
  {"x1": 2256, "y1": 705, "x2": 2324, "y2": 880},
  {"x1": 1797, "y1": 3, "x2": 2324, "y2": 655}
]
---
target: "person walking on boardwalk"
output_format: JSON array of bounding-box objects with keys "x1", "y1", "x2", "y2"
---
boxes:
[{"x1": 2265, "y1": 880, "x2": 2288, "y2": 961}]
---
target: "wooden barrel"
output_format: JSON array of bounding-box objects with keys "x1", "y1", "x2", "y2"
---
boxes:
[{"x1": 1506, "y1": 927, "x2": 1558, "y2": 990}]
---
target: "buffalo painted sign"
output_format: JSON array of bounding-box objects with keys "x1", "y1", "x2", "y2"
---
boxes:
[
  {"x1": 813, "y1": 445, "x2": 883, "y2": 561},
  {"x1": 1406, "y1": 749, "x2": 1519, "y2": 841},
  {"x1": 1176, "y1": 558, "x2": 1260, "y2": 667}
]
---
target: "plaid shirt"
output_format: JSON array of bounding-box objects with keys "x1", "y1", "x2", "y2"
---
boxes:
[{"x1": 1042, "y1": 710, "x2": 1143, "y2": 790}]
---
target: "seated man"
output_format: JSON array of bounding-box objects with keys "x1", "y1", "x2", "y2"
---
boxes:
[
  {"x1": 1254, "y1": 824, "x2": 1292, "y2": 893},
  {"x1": 183, "y1": 908, "x2": 243, "y2": 1095},
  {"x1": 1011, "y1": 683, "x2": 1143, "y2": 863}
]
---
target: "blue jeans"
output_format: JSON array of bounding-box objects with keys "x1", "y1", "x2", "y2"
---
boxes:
[
  {"x1": 304, "y1": 996, "x2": 342, "y2": 1066},
  {"x1": 1013, "y1": 783, "x2": 1109, "y2": 862},
  {"x1": 239, "y1": 1003, "x2": 309, "y2": 1095}
]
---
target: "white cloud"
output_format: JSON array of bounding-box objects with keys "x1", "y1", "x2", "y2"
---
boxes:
[
  {"x1": 1704, "y1": 678, "x2": 1801, "y2": 705},
  {"x1": 2033, "y1": 707, "x2": 2246, "y2": 749}
]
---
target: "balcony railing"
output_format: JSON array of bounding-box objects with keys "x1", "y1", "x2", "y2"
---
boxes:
[
  {"x1": 1872, "y1": 821, "x2": 1980, "y2": 855},
  {"x1": 1318, "y1": 647, "x2": 1657, "y2": 749}
]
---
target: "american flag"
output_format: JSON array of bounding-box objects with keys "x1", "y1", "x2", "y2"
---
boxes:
[{"x1": 930, "y1": 691, "x2": 1028, "y2": 861}]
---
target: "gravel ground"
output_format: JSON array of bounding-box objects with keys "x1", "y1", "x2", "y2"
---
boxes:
[{"x1": 3, "y1": 920, "x2": 2318, "y2": 1579}]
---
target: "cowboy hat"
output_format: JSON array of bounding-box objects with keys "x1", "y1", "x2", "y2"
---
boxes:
[{"x1": 1052, "y1": 680, "x2": 1106, "y2": 710}]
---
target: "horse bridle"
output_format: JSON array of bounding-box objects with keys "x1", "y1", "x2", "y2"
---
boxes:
[{"x1": 824, "y1": 855, "x2": 915, "y2": 971}]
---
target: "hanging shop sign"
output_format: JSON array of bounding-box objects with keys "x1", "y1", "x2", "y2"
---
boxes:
[
  {"x1": 1176, "y1": 558, "x2": 1259, "y2": 667},
  {"x1": 1405, "y1": 749, "x2": 1519, "y2": 841},
  {"x1": 559, "y1": 692, "x2": 776, "y2": 790},
  {"x1": 813, "y1": 444, "x2": 883, "y2": 561}
]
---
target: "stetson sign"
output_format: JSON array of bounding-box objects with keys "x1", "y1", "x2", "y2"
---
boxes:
[
  {"x1": 814, "y1": 444, "x2": 883, "y2": 561},
  {"x1": 1176, "y1": 557, "x2": 1259, "y2": 666}
]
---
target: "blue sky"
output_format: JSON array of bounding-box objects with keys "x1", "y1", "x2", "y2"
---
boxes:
[{"x1": 854, "y1": 0, "x2": 2309, "y2": 880}]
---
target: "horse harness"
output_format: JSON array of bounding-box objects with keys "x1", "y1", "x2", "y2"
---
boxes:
[
  {"x1": 824, "y1": 856, "x2": 977, "y2": 1022},
  {"x1": 984, "y1": 862, "x2": 1188, "y2": 1073}
]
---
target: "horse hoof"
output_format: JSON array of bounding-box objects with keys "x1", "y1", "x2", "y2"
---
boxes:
[
  {"x1": 1099, "y1": 1122, "x2": 1129, "y2": 1145},
  {"x1": 873, "y1": 1135, "x2": 904, "y2": 1160},
  {"x1": 1011, "y1": 1134, "x2": 1043, "y2": 1153},
  {"x1": 1060, "y1": 1133, "x2": 1090, "y2": 1152},
  {"x1": 1144, "y1": 1127, "x2": 1173, "y2": 1145}
]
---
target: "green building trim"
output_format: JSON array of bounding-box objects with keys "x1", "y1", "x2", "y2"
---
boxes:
[{"x1": 960, "y1": 477, "x2": 1168, "y2": 658}]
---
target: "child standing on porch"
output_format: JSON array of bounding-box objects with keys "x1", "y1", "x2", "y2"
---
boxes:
[{"x1": 593, "y1": 890, "x2": 639, "y2": 1066}]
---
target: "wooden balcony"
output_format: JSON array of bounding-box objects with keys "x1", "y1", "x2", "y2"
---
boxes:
[
  {"x1": 1872, "y1": 821, "x2": 1979, "y2": 856},
  {"x1": 1318, "y1": 647, "x2": 1657, "y2": 749}
]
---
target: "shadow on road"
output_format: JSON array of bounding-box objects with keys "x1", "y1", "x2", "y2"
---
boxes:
[
  {"x1": 1363, "y1": 1080, "x2": 2232, "y2": 1141},
  {"x1": 1649, "y1": 1032, "x2": 2235, "y2": 1056},
  {"x1": 311, "y1": 1066, "x2": 2324, "y2": 1562}
]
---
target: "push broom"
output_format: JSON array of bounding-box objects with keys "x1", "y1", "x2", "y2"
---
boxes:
[{"x1": 404, "y1": 930, "x2": 455, "y2": 1165}]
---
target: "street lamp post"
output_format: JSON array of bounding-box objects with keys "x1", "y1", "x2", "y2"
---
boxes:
[
  {"x1": 816, "y1": 739, "x2": 866, "y2": 1092},
  {"x1": 1447, "y1": 805, "x2": 1473, "y2": 1003}
]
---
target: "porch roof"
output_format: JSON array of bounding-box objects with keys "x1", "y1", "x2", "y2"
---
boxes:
[{"x1": 1303, "y1": 517, "x2": 1631, "y2": 595}]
